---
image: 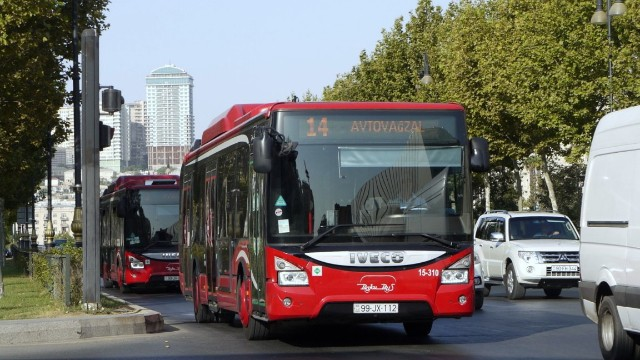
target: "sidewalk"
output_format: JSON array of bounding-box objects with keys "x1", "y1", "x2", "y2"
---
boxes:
[{"x1": 0, "y1": 293, "x2": 164, "y2": 345}]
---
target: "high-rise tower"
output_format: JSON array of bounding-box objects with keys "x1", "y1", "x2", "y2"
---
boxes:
[{"x1": 145, "y1": 64, "x2": 194, "y2": 171}]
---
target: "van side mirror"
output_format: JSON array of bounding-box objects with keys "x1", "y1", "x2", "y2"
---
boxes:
[
  {"x1": 470, "y1": 137, "x2": 490, "y2": 172},
  {"x1": 253, "y1": 127, "x2": 273, "y2": 173}
]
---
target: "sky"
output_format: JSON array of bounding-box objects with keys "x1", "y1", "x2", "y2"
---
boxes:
[{"x1": 99, "y1": 0, "x2": 453, "y2": 138}]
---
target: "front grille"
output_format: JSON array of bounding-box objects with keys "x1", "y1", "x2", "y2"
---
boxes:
[
  {"x1": 545, "y1": 268, "x2": 580, "y2": 277},
  {"x1": 539, "y1": 251, "x2": 579, "y2": 263}
]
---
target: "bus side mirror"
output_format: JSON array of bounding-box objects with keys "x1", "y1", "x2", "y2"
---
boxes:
[
  {"x1": 470, "y1": 137, "x2": 490, "y2": 172},
  {"x1": 116, "y1": 199, "x2": 128, "y2": 218},
  {"x1": 253, "y1": 128, "x2": 273, "y2": 173}
]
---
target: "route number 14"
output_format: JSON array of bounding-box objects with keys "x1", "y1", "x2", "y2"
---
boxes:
[{"x1": 306, "y1": 117, "x2": 329, "y2": 137}]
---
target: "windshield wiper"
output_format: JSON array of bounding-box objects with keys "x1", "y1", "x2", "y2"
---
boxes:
[
  {"x1": 301, "y1": 224, "x2": 379, "y2": 251},
  {"x1": 392, "y1": 233, "x2": 459, "y2": 249},
  {"x1": 300, "y1": 225, "x2": 346, "y2": 251}
]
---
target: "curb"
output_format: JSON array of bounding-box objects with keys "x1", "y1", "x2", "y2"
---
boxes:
[{"x1": 0, "y1": 294, "x2": 164, "y2": 345}]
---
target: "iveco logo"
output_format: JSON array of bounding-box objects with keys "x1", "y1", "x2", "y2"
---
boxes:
[
  {"x1": 163, "y1": 252, "x2": 178, "y2": 258},
  {"x1": 349, "y1": 251, "x2": 404, "y2": 264}
]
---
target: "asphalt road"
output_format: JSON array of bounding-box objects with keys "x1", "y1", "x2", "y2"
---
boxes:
[{"x1": 0, "y1": 286, "x2": 601, "y2": 360}]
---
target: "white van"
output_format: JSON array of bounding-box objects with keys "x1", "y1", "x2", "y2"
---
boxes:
[{"x1": 580, "y1": 105, "x2": 640, "y2": 360}]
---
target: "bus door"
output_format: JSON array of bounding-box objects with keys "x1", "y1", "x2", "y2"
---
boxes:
[
  {"x1": 181, "y1": 175, "x2": 193, "y2": 292},
  {"x1": 204, "y1": 167, "x2": 217, "y2": 294},
  {"x1": 216, "y1": 156, "x2": 234, "y2": 293}
]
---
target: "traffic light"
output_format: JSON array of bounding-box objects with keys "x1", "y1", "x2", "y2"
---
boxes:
[
  {"x1": 101, "y1": 88, "x2": 124, "y2": 114},
  {"x1": 99, "y1": 121, "x2": 114, "y2": 151}
]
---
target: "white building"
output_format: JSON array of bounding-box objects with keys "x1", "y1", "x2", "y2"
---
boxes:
[{"x1": 145, "y1": 64, "x2": 194, "y2": 170}]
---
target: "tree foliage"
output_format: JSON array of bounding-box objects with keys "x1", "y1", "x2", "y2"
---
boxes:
[
  {"x1": 0, "y1": 0, "x2": 109, "y2": 213},
  {"x1": 322, "y1": 0, "x2": 640, "y2": 215}
]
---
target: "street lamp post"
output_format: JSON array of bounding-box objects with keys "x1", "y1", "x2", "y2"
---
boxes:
[
  {"x1": 591, "y1": 0, "x2": 627, "y2": 112},
  {"x1": 44, "y1": 131, "x2": 55, "y2": 248},
  {"x1": 71, "y1": 0, "x2": 83, "y2": 247}
]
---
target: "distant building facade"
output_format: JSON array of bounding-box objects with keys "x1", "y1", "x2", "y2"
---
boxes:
[
  {"x1": 124, "y1": 101, "x2": 148, "y2": 170},
  {"x1": 145, "y1": 64, "x2": 194, "y2": 170}
]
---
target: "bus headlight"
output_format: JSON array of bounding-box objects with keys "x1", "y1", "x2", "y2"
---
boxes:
[
  {"x1": 278, "y1": 271, "x2": 309, "y2": 286},
  {"x1": 128, "y1": 255, "x2": 144, "y2": 269},
  {"x1": 275, "y1": 256, "x2": 309, "y2": 286},
  {"x1": 441, "y1": 254, "x2": 470, "y2": 284}
]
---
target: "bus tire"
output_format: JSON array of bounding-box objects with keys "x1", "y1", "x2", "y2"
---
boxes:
[
  {"x1": 193, "y1": 272, "x2": 213, "y2": 323},
  {"x1": 403, "y1": 320, "x2": 433, "y2": 337},
  {"x1": 598, "y1": 295, "x2": 635, "y2": 360},
  {"x1": 237, "y1": 276, "x2": 270, "y2": 340}
]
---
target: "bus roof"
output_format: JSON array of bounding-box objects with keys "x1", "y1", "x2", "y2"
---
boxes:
[
  {"x1": 103, "y1": 175, "x2": 180, "y2": 196},
  {"x1": 199, "y1": 101, "x2": 464, "y2": 148}
]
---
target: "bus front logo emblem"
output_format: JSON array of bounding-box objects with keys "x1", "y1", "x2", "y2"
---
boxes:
[{"x1": 357, "y1": 275, "x2": 396, "y2": 293}]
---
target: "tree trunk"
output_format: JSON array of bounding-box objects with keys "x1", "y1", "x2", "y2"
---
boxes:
[
  {"x1": 513, "y1": 159, "x2": 524, "y2": 211},
  {"x1": 0, "y1": 197, "x2": 5, "y2": 299},
  {"x1": 484, "y1": 174, "x2": 491, "y2": 212},
  {"x1": 541, "y1": 156, "x2": 558, "y2": 211}
]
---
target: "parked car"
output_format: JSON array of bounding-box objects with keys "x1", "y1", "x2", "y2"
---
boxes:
[
  {"x1": 52, "y1": 239, "x2": 67, "y2": 248},
  {"x1": 4, "y1": 248, "x2": 12, "y2": 259},
  {"x1": 474, "y1": 210, "x2": 580, "y2": 299}
]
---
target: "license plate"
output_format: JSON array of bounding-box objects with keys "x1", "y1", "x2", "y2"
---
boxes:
[
  {"x1": 551, "y1": 265, "x2": 578, "y2": 272},
  {"x1": 353, "y1": 303, "x2": 398, "y2": 314},
  {"x1": 164, "y1": 276, "x2": 179, "y2": 281}
]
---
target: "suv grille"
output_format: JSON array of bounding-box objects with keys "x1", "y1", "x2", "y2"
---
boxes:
[{"x1": 539, "y1": 251, "x2": 579, "y2": 263}]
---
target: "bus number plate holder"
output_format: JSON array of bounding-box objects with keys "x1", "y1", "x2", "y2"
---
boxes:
[{"x1": 353, "y1": 303, "x2": 398, "y2": 314}]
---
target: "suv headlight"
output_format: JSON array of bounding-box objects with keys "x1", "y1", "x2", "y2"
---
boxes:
[
  {"x1": 441, "y1": 254, "x2": 470, "y2": 284},
  {"x1": 518, "y1": 251, "x2": 542, "y2": 264}
]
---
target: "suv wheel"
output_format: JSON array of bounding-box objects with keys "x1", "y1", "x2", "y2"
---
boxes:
[
  {"x1": 543, "y1": 288, "x2": 562, "y2": 298},
  {"x1": 505, "y1": 264, "x2": 525, "y2": 300}
]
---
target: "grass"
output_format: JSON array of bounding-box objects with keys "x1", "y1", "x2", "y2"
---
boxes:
[{"x1": 0, "y1": 256, "x2": 131, "y2": 320}]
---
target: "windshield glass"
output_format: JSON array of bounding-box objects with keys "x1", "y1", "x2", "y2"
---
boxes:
[
  {"x1": 124, "y1": 189, "x2": 180, "y2": 249},
  {"x1": 267, "y1": 109, "x2": 472, "y2": 246},
  {"x1": 508, "y1": 217, "x2": 579, "y2": 240}
]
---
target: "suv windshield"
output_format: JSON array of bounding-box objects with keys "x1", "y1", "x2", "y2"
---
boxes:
[
  {"x1": 508, "y1": 216, "x2": 579, "y2": 240},
  {"x1": 267, "y1": 109, "x2": 474, "y2": 246}
]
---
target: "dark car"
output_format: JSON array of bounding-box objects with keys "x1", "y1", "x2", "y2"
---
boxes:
[
  {"x1": 4, "y1": 248, "x2": 12, "y2": 258},
  {"x1": 52, "y1": 239, "x2": 67, "y2": 247}
]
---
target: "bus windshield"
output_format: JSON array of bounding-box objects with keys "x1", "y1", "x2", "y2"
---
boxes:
[
  {"x1": 267, "y1": 109, "x2": 472, "y2": 245},
  {"x1": 124, "y1": 189, "x2": 180, "y2": 249}
]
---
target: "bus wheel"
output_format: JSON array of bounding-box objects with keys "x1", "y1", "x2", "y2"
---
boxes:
[
  {"x1": 403, "y1": 320, "x2": 433, "y2": 337},
  {"x1": 598, "y1": 295, "x2": 635, "y2": 359},
  {"x1": 237, "y1": 276, "x2": 270, "y2": 340},
  {"x1": 193, "y1": 272, "x2": 213, "y2": 323}
]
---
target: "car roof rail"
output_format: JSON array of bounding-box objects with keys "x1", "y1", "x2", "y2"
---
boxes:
[{"x1": 485, "y1": 210, "x2": 509, "y2": 214}]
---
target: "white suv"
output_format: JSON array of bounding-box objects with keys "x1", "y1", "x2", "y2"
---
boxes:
[{"x1": 474, "y1": 210, "x2": 580, "y2": 299}]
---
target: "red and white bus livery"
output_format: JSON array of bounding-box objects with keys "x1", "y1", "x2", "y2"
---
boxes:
[
  {"x1": 100, "y1": 175, "x2": 181, "y2": 292},
  {"x1": 179, "y1": 102, "x2": 489, "y2": 339}
]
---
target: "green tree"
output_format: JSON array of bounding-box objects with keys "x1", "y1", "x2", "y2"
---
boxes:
[{"x1": 0, "y1": 0, "x2": 109, "y2": 213}]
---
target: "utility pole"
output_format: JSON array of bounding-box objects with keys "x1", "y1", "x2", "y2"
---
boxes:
[{"x1": 81, "y1": 29, "x2": 100, "y2": 311}]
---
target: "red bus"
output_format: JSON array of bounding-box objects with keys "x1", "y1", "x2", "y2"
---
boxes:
[
  {"x1": 100, "y1": 175, "x2": 181, "y2": 292},
  {"x1": 179, "y1": 102, "x2": 489, "y2": 339}
]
